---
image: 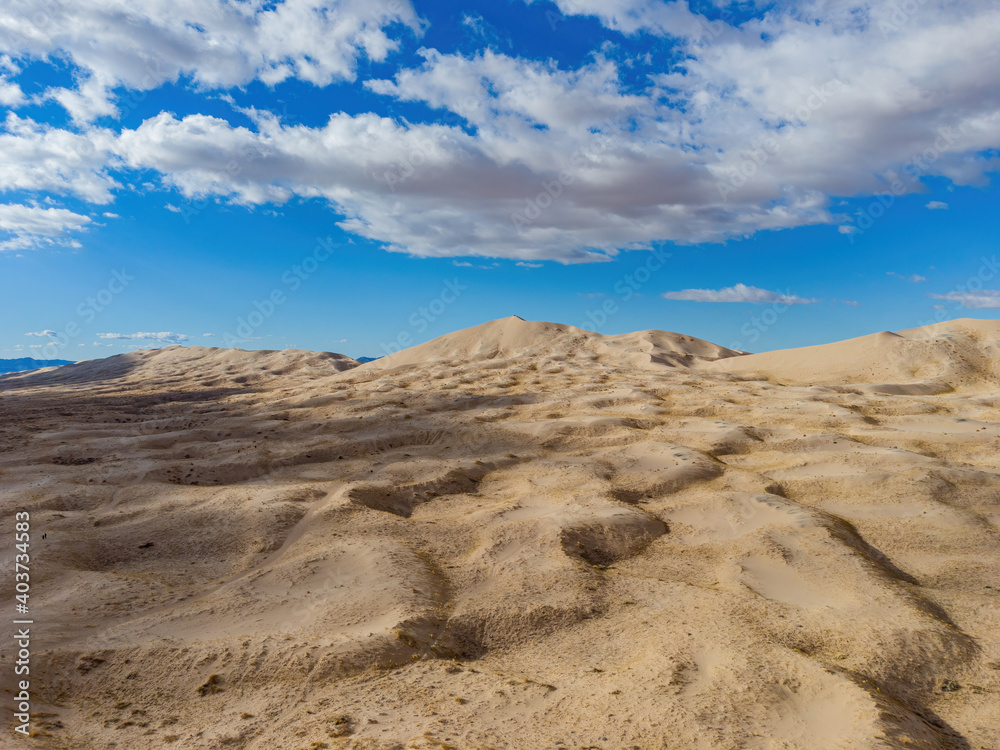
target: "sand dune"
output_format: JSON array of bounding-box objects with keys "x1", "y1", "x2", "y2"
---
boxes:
[
  {"x1": 1, "y1": 318, "x2": 998, "y2": 750},
  {"x1": 368, "y1": 315, "x2": 744, "y2": 370},
  {"x1": 0, "y1": 346, "x2": 360, "y2": 389},
  {"x1": 707, "y1": 318, "x2": 1000, "y2": 393}
]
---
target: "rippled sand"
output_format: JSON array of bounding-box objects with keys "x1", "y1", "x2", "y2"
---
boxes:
[{"x1": 1, "y1": 317, "x2": 998, "y2": 749}]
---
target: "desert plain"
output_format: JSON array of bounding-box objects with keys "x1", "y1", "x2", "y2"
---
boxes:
[{"x1": 1, "y1": 316, "x2": 999, "y2": 750}]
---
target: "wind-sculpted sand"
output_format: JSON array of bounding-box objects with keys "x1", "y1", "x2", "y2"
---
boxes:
[{"x1": 1, "y1": 317, "x2": 998, "y2": 750}]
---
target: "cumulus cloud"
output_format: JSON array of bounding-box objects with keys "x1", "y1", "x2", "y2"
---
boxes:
[
  {"x1": 1, "y1": 0, "x2": 999, "y2": 261},
  {"x1": 929, "y1": 290, "x2": 1000, "y2": 309},
  {"x1": 0, "y1": 203, "x2": 93, "y2": 251},
  {"x1": 0, "y1": 75, "x2": 23, "y2": 107},
  {"x1": 0, "y1": 0, "x2": 424, "y2": 123},
  {"x1": 109, "y1": 1, "x2": 1000, "y2": 260},
  {"x1": 25, "y1": 330, "x2": 57, "y2": 337},
  {"x1": 532, "y1": 0, "x2": 711, "y2": 36},
  {"x1": 926, "y1": 201, "x2": 949, "y2": 210},
  {"x1": 662, "y1": 283, "x2": 817, "y2": 304},
  {"x1": 97, "y1": 332, "x2": 189, "y2": 343},
  {"x1": 0, "y1": 115, "x2": 120, "y2": 203},
  {"x1": 887, "y1": 272, "x2": 928, "y2": 283},
  {"x1": 0, "y1": 55, "x2": 23, "y2": 107}
]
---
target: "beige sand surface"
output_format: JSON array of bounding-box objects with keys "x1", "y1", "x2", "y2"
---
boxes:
[{"x1": 1, "y1": 316, "x2": 998, "y2": 750}]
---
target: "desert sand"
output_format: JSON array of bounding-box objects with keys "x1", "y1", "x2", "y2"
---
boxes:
[{"x1": 1, "y1": 316, "x2": 998, "y2": 750}]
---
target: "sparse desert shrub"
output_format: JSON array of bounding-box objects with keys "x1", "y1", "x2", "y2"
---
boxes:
[{"x1": 196, "y1": 674, "x2": 223, "y2": 696}]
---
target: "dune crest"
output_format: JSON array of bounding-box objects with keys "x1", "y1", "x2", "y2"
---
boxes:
[
  {"x1": 708, "y1": 318, "x2": 1000, "y2": 391},
  {"x1": 367, "y1": 315, "x2": 744, "y2": 370},
  {"x1": 0, "y1": 345, "x2": 360, "y2": 389}
]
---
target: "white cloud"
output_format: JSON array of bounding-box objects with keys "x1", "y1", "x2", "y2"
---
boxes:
[
  {"x1": 164, "y1": 203, "x2": 182, "y2": 213},
  {"x1": 0, "y1": 75, "x2": 23, "y2": 107},
  {"x1": 0, "y1": 0, "x2": 424, "y2": 123},
  {"x1": 662, "y1": 283, "x2": 817, "y2": 304},
  {"x1": 887, "y1": 272, "x2": 928, "y2": 283},
  {"x1": 109, "y1": 94, "x2": 832, "y2": 262},
  {"x1": 366, "y1": 50, "x2": 648, "y2": 137},
  {"x1": 110, "y1": 0, "x2": 1000, "y2": 262},
  {"x1": 516, "y1": 261, "x2": 543, "y2": 268},
  {"x1": 202, "y1": 333, "x2": 215, "y2": 337},
  {"x1": 926, "y1": 200, "x2": 949, "y2": 210},
  {"x1": 0, "y1": 203, "x2": 93, "y2": 251},
  {"x1": 0, "y1": 115, "x2": 119, "y2": 203},
  {"x1": 838, "y1": 225, "x2": 857, "y2": 234},
  {"x1": 929, "y1": 290, "x2": 1000, "y2": 309},
  {"x1": 532, "y1": 0, "x2": 710, "y2": 36},
  {"x1": 0, "y1": 1, "x2": 998, "y2": 262},
  {"x1": 97, "y1": 332, "x2": 189, "y2": 343},
  {"x1": 461, "y1": 14, "x2": 487, "y2": 37},
  {"x1": 25, "y1": 330, "x2": 57, "y2": 337},
  {"x1": 0, "y1": 55, "x2": 23, "y2": 106},
  {"x1": 102, "y1": 212, "x2": 119, "y2": 218}
]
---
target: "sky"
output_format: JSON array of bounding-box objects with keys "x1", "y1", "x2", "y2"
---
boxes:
[{"x1": 1, "y1": 0, "x2": 998, "y2": 362}]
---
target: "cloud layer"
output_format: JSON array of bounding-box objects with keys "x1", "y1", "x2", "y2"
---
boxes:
[
  {"x1": 0, "y1": 0, "x2": 999, "y2": 260},
  {"x1": 662, "y1": 283, "x2": 816, "y2": 304},
  {"x1": 0, "y1": 202, "x2": 92, "y2": 250},
  {"x1": 97, "y1": 332, "x2": 189, "y2": 343},
  {"x1": 930, "y1": 290, "x2": 1000, "y2": 309},
  {"x1": 0, "y1": 0, "x2": 423, "y2": 123}
]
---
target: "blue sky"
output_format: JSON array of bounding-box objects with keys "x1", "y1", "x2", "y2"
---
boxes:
[{"x1": 1, "y1": 0, "x2": 998, "y2": 361}]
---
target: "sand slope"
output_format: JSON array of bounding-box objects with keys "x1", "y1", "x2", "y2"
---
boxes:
[
  {"x1": 1, "y1": 318, "x2": 999, "y2": 750},
  {"x1": 707, "y1": 318, "x2": 1000, "y2": 393},
  {"x1": 0, "y1": 346, "x2": 360, "y2": 389},
  {"x1": 367, "y1": 315, "x2": 744, "y2": 370}
]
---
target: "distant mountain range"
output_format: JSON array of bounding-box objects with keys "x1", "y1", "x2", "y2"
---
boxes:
[
  {"x1": 1, "y1": 353, "x2": 379, "y2": 377},
  {"x1": 0, "y1": 357, "x2": 74, "y2": 375}
]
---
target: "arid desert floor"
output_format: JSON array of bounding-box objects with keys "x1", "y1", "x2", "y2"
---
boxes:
[{"x1": 1, "y1": 316, "x2": 999, "y2": 750}]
